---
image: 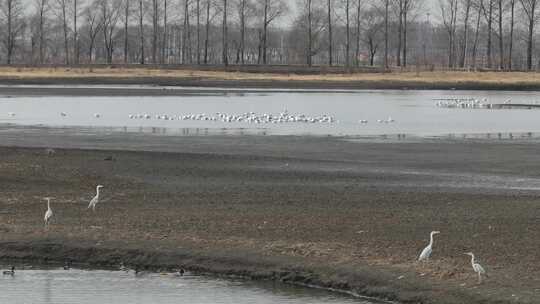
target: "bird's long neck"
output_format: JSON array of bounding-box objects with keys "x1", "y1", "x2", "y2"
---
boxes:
[
  {"x1": 429, "y1": 233, "x2": 434, "y2": 247},
  {"x1": 96, "y1": 187, "x2": 100, "y2": 197},
  {"x1": 470, "y1": 254, "x2": 475, "y2": 266},
  {"x1": 47, "y1": 199, "x2": 50, "y2": 210}
]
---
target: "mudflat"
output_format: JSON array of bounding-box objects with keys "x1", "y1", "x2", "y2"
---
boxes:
[{"x1": 0, "y1": 130, "x2": 539, "y2": 304}]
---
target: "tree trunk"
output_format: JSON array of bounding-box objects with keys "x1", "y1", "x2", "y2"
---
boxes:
[
  {"x1": 124, "y1": 0, "x2": 129, "y2": 63},
  {"x1": 527, "y1": 18, "x2": 534, "y2": 70},
  {"x1": 39, "y1": 0, "x2": 46, "y2": 64},
  {"x1": 345, "y1": 0, "x2": 350, "y2": 67},
  {"x1": 460, "y1": 0, "x2": 471, "y2": 68},
  {"x1": 327, "y1": 0, "x2": 332, "y2": 65},
  {"x1": 508, "y1": 0, "x2": 515, "y2": 70},
  {"x1": 384, "y1": 0, "x2": 388, "y2": 68},
  {"x1": 471, "y1": 3, "x2": 481, "y2": 68},
  {"x1": 152, "y1": 0, "x2": 158, "y2": 63},
  {"x1": 396, "y1": 0, "x2": 402, "y2": 67},
  {"x1": 162, "y1": 0, "x2": 167, "y2": 64},
  {"x1": 204, "y1": 0, "x2": 210, "y2": 64},
  {"x1": 197, "y1": 0, "x2": 201, "y2": 64},
  {"x1": 486, "y1": 0, "x2": 493, "y2": 68},
  {"x1": 222, "y1": 0, "x2": 228, "y2": 65},
  {"x1": 307, "y1": 0, "x2": 312, "y2": 66},
  {"x1": 498, "y1": 0, "x2": 503, "y2": 69},
  {"x1": 74, "y1": 0, "x2": 79, "y2": 64},
  {"x1": 139, "y1": 0, "x2": 145, "y2": 64},
  {"x1": 262, "y1": 0, "x2": 268, "y2": 64},
  {"x1": 61, "y1": 0, "x2": 69, "y2": 64},
  {"x1": 403, "y1": 8, "x2": 407, "y2": 66},
  {"x1": 355, "y1": 0, "x2": 361, "y2": 66}
]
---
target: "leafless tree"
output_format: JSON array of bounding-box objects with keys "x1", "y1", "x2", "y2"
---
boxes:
[
  {"x1": 258, "y1": 0, "x2": 287, "y2": 64},
  {"x1": 1, "y1": 0, "x2": 25, "y2": 64},
  {"x1": 222, "y1": 0, "x2": 228, "y2": 65},
  {"x1": 138, "y1": 0, "x2": 144, "y2": 64},
  {"x1": 100, "y1": 0, "x2": 122, "y2": 63},
  {"x1": 35, "y1": 0, "x2": 50, "y2": 64},
  {"x1": 519, "y1": 0, "x2": 538, "y2": 70},
  {"x1": 362, "y1": 8, "x2": 382, "y2": 66},
  {"x1": 459, "y1": 0, "x2": 472, "y2": 68},
  {"x1": 508, "y1": 0, "x2": 515, "y2": 69},
  {"x1": 327, "y1": 0, "x2": 332, "y2": 65},
  {"x1": 83, "y1": 4, "x2": 102, "y2": 62},
  {"x1": 440, "y1": 0, "x2": 459, "y2": 68},
  {"x1": 56, "y1": 0, "x2": 70, "y2": 64},
  {"x1": 73, "y1": 0, "x2": 80, "y2": 64}
]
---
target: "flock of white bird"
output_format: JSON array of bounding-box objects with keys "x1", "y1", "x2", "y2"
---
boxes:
[
  {"x1": 5, "y1": 111, "x2": 398, "y2": 126},
  {"x1": 418, "y1": 231, "x2": 487, "y2": 283},
  {"x1": 435, "y1": 97, "x2": 507, "y2": 109}
]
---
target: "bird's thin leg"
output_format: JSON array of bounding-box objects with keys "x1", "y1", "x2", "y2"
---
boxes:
[{"x1": 478, "y1": 273, "x2": 482, "y2": 284}]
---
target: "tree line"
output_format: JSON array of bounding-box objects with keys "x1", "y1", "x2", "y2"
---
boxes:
[{"x1": 1, "y1": 0, "x2": 540, "y2": 70}]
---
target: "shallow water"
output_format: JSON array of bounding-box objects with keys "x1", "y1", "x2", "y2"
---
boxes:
[
  {"x1": 0, "y1": 267, "x2": 374, "y2": 304},
  {"x1": 0, "y1": 86, "x2": 539, "y2": 136}
]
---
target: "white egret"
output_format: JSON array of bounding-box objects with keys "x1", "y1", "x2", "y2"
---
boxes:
[
  {"x1": 3, "y1": 266, "x2": 14, "y2": 275},
  {"x1": 87, "y1": 185, "x2": 104, "y2": 212},
  {"x1": 44, "y1": 198, "x2": 53, "y2": 227},
  {"x1": 94, "y1": 113, "x2": 101, "y2": 118},
  {"x1": 418, "y1": 231, "x2": 441, "y2": 262},
  {"x1": 464, "y1": 252, "x2": 487, "y2": 283}
]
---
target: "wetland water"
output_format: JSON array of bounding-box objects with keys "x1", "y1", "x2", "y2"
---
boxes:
[
  {"x1": 0, "y1": 267, "x2": 373, "y2": 304},
  {"x1": 0, "y1": 86, "x2": 539, "y2": 137}
]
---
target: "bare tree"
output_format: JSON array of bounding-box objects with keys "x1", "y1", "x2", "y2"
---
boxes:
[
  {"x1": 395, "y1": 0, "x2": 403, "y2": 66},
  {"x1": 471, "y1": 0, "x2": 482, "y2": 68},
  {"x1": 354, "y1": 0, "x2": 362, "y2": 66},
  {"x1": 83, "y1": 4, "x2": 102, "y2": 62},
  {"x1": 459, "y1": 0, "x2": 472, "y2": 68},
  {"x1": 327, "y1": 0, "x2": 332, "y2": 65},
  {"x1": 401, "y1": 0, "x2": 414, "y2": 67},
  {"x1": 362, "y1": 8, "x2": 382, "y2": 66},
  {"x1": 344, "y1": 0, "x2": 350, "y2": 67},
  {"x1": 384, "y1": 0, "x2": 389, "y2": 68},
  {"x1": 197, "y1": 0, "x2": 201, "y2": 64},
  {"x1": 508, "y1": 0, "x2": 515, "y2": 69},
  {"x1": 440, "y1": 0, "x2": 459, "y2": 68},
  {"x1": 151, "y1": 0, "x2": 158, "y2": 63},
  {"x1": 497, "y1": 0, "x2": 503, "y2": 69},
  {"x1": 482, "y1": 0, "x2": 494, "y2": 68},
  {"x1": 100, "y1": 0, "x2": 122, "y2": 63},
  {"x1": 35, "y1": 0, "x2": 50, "y2": 64},
  {"x1": 123, "y1": 0, "x2": 129, "y2": 63},
  {"x1": 259, "y1": 0, "x2": 287, "y2": 64},
  {"x1": 1, "y1": 0, "x2": 25, "y2": 64},
  {"x1": 73, "y1": 0, "x2": 80, "y2": 64},
  {"x1": 56, "y1": 0, "x2": 70, "y2": 64},
  {"x1": 204, "y1": 0, "x2": 211, "y2": 64},
  {"x1": 519, "y1": 0, "x2": 538, "y2": 70},
  {"x1": 183, "y1": 0, "x2": 191, "y2": 63},
  {"x1": 223, "y1": 0, "x2": 228, "y2": 65},
  {"x1": 138, "y1": 0, "x2": 144, "y2": 64}
]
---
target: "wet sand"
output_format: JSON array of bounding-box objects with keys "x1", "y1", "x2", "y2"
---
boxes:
[{"x1": 0, "y1": 130, "x2": 539, "y2": 304}]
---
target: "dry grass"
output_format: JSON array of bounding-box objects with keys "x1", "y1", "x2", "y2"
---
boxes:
[{"x1": 1, "y1": 66, "x2": 540, "y2": 85}]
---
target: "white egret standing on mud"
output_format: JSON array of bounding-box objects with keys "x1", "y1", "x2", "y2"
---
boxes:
[
  {"x1": 464, "y1": 252, "x2": 487, "y2": 283},
  {"x1": 88, "y1": 185, "x2": 104, "y2": 212},
  {"x1": 418, "y1": 231, "x2": 440, "y2": 262},
  {"x1": 44, "y1": 198, "x2": 53, "y2": 227}
]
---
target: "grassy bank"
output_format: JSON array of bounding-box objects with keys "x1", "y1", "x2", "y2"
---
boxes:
[
  {"x1": 0, "y1": 66, "x2": 539, "y2": 90},
  {"x1": 0, "y1": 134, "x2": 539, "y2": 303}
]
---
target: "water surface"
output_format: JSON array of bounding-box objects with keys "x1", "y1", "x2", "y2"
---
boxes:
[
  {"x1": 0, "y1": 86, "x2": 539, "y2": 136},
  {"x1": 0, "y1": 267, "x2": 375, "y2": 304}
]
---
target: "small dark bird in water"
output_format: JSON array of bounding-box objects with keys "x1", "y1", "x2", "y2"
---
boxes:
[
  {"x1": 63, "y1": 260, "x2": 72, "y2": 270},
  {"x1": 134, "y1": 265, "x2": 141, "y2": 275},
  {"x1": 3, "y1": 266, "x2": 14, "y2": 275},
  {"x1": 176, "y1": 268, "x2": 185, "y2": 276}
]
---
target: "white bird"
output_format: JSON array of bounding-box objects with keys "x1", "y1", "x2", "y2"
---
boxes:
[
  {"x1": 94, "y1": 113, "x2": 101, "y2": 118},
  {"x1": 44, "y1": 198, "x2": 53, "y2": 227},
  {"x1": 88, "y1": 185, "x2": 104, "y2": 212},
  {"x1": 7, "y1": 112, "x2": 15, "y2": 117},
  {"x1": 418, "y1": 231, "x2": 440, "y2": 262},
  {"x1": 464, "y1": 252, "x2": 487, "y2": 283}
]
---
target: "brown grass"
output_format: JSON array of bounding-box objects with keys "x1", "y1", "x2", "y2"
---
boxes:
[{"x1": 0, "y1": 66, "x2": 539, "y2": 85}]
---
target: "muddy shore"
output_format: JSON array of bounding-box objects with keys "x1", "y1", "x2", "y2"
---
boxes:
[{"x1": 0, "y1": 130, "x2": 538, "y2": 303}]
